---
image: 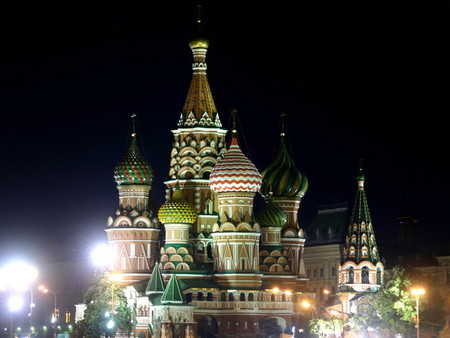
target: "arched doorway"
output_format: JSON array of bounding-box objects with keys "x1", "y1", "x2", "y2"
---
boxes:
[{"x1": 197, "y1": 315, "x2": 218, "y2": 338}]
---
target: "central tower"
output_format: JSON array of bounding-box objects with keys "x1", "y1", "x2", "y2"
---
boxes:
[{"x1": 164, "y1": 13, "x2": 227, "y2": 266}]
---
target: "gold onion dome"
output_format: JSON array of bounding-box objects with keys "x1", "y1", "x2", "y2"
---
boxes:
[
  {"x1": 189, "y1": 37, "x2": 209, "y2": 49},
  {"x1": 158, "y1": 187, "x2": 198, "y2": 224},
  {"x1": 114, "y1": 137, "x2": 153, "y2": 186},
  {"x1": 256, "y1": 195, "x2": 287, "y2": 227},
  {"x1": 260, "y1": 138, "x2": 308, "y2": 198}
]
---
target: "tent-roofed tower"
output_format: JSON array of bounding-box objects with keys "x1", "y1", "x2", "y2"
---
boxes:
[
  {"x1": 105, "y1": 114, "x2": 161, "y2": 285},
  {"x1": 338, "y1": 160, "x2": 384, "y2": 312},
  {"x1": 165, "y1": 5, "x2": 227, "y2": 267}
]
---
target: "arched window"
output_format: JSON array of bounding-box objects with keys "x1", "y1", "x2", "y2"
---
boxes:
[
  {"x1": 228, "y1": 293, "x2": 234, "y2": 301},
  {"x1": 207, "y1": 243, "x2": 213, "y2": 260},
  {"x1": 248, "y1": 293, "x2": 254, "y2": 301},
  {"x1": 185, "y1": 293, "x2": 192, "y2": 303},
  {"x1": 207, "y1": 292, "x2": 213, "y2": 301},
  {"x1": 240, "y1": 293, "x2": 245, "y2": 301},
  {"x1": 220, "y1": 292, "x2": 226, "y2": 301},
  {"x1": 376, "y1": 268, "x2": 382, "y2": 285},
  {"x1": 348, "y1": 267, "x2": 354, "y2": 283},
  {"x1": 197, "y1": 292, "x2": 204, "y2": 301},
  {"x1": 362, "y1": 267, "x2": 370, "y2": 283}
]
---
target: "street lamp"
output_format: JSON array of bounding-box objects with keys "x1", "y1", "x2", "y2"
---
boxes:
[
  {"x1": 91, "y1": 243, "x2": 113, "y2": 269},
  {"x1": 301, "y1": 299, "x2": 336, "y2": 337},
  {"x1": 8, "y1": 295, "x2": 23, "y2": 338},
  {"x1": 411, "y1": 288, "x2": 425, "y2": 338},
  {"x1": 38, "y1": 285, "x2": 58, "y2": 338},
  {"x1": 0, "y1": 261, "x2": 38, "y2": 337}
]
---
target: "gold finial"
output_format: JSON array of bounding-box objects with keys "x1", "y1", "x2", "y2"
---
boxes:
[
  {"x1": 231, "y1": 108, "x2": 238, "y2": 135},
  {"x1": 196, "y1": 3, "x2": 202, "y2": 24},
  {"x1": 280, "y1": 112, "x2": 286, "y2": 138},
  {"x1": 131, "y1": 113, "x2": 137, "y2": 139}
]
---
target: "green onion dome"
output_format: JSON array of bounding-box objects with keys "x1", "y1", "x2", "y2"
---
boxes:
[
  {"x1": 114, "y1": 137, "x2": 153, "y2": 186},
  {"x1": 158, "y1": 187, "x2": 198, "y2": 224},
  {"x1": 256, "y1": 196, "x2": 287, "y2": 227},
  {"x1": 260, "y1": 138, "x2": 308, "y2": 198}
]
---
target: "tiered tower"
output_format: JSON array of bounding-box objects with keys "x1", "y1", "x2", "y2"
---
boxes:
[
  {"x1": 209, "y1": 122, "x2": 263, "y2": 288},
  {"x1": 338, "y1": 160, "x2": 384, "y2": 311},
  {"x1": 105, "y1": 115, "x2": 161, "y2": 284},
  {"x1": 260, "y1": 115, "x2": 309, "y2": 282},
  {"x1": 164, "y1": 12, "x2": 227, "y2": 264}
]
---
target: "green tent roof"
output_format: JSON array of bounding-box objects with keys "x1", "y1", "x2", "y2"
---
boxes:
[{"x1": 161, "y1": 274, "x2": 186, "y2": 305}]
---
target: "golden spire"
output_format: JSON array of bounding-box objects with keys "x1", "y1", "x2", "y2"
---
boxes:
[{"x1": 179, "y1": 4, "x2": 221, "y2": 128}]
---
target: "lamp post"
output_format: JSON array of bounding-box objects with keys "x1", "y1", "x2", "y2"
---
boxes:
[
  {"x1": 38, "y1": 285, "x2": 58, "y2": 338},
  {"x1": 301, "y1": 299, "x2": 336, "y2": 338},
  {"x1": 8, "y1": 295, "x2": 23, "y2": 338},
  {"x1": 0, "y1": 261, "x2": 38, "y2": 338},
  {"x1": 411, "y1": 288, "x2": 425, "y2": 338}
]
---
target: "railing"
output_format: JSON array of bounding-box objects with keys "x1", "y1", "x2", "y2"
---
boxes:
[{"x1": 195, "y1": 300, "x2": 293, "y2": 311}]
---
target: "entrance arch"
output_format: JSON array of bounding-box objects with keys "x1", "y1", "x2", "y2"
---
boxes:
[{"x1": 197, "y1": 315, "x2": 218, "y2": 338}]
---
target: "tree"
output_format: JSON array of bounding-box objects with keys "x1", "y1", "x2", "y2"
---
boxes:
[
  {"x1": 260, "y1": 317, "x2": 282, "y2": 337},
  {"x1": 366, "y1": 266, "x2": 416, "y2": 336},
  {"x1": 367, "y1": 266, "x2": 446, "y2": 337},
  {"x1": 81, "y1": 271, "x2": 132, "y2": 337}
]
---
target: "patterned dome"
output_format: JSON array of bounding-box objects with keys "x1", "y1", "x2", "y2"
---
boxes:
[
  {"x1": 158, "y1": 188, "x2": 198, "y2": 224},
  {"x1": 256, "y1": 196, "x2": 287, "y2": 227},
  {"x1": 209, "y1": 136, "x2": 262, "y2": 193},
  {"x1": 260, "y1": 138, "x2": 308, "y2": 198},
  {"x1": 114, "y1": 138, "x2": 153, "y2": 186}
]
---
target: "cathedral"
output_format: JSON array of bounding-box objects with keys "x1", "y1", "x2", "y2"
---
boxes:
[{"x1": 95, "y1": 12, "x2": 384, "y2": 338}]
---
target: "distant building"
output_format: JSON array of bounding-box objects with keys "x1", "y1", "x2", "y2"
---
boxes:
[{"x1": 303, "y1": 203, "x2": 348, "y2": 305}]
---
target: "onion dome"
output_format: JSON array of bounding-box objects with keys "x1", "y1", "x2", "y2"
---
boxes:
[
  {"x1": 114, "y1": 117, "x2": 153, "y2": 186},
  {"x1": 209, "y1": 135, "x2": 262, "y2": 193},
  {"x1": 256, "y1": 195, "x2": 287, "y2": 227},
  {"x1": 158, "y1": 187, "x2": 198, "y2": 224},
  {"x1": 260, "y1": 137, "x2": 308, "y2": 198}
]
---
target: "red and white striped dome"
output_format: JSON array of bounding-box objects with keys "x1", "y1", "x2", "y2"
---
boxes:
[{"x1": 209, "y1": 136, "x2": 262, "y2": 193}]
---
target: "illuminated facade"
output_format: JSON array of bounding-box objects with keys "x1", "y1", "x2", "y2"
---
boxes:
[
  {"x1": 337, "y1": 162, "x2": 384, "y2": 314},
  {"x1": 100, "y1": 17, "x2": 312, "y2": 338}
]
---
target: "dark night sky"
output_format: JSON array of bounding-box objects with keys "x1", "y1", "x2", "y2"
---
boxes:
[{"x1": 0, "y1": 1, "x2": 449, "y2": 267}]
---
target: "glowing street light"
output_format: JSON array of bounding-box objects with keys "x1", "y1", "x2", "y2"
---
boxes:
[
  {"x1": 38, "y1": 284, "x2": 58, "y2": 338},
  {"x1": 91, "y1": 244, "x2": 113, "y2": 268},
  {"x1": 411, "y1": 288, "x2": 425, "y2": 338},
  {"x1": 8, "y1": 295, "x2": 23, "y2": 338},
  {"x1": 302, "y1": 300, "x2": 336, "y2": 337}
]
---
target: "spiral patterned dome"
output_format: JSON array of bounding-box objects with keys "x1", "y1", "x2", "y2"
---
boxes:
[
  {"x1": 256, "y1": 196, "x2": 287, "y2": 227},
  {"x1": 158, "y1": 187, "x2": 198, "y2": 224},
  {"x1": 209, "y1": 136, "x2": 262, "y2": 193},
  {"x1": 114, "y1": 138, "x2": 153, "y2": 186},
  {"x1": 260, "y1": 138, "x2": 308, "y2": 198}
]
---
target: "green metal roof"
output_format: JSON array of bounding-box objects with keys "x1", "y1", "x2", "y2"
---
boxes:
[
  {"x1": 146, "y1": 264, "x2": 165, "y2": 295},
  {"x1": 161, "y1": 274, "x2": 186, "y2": 305}
]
